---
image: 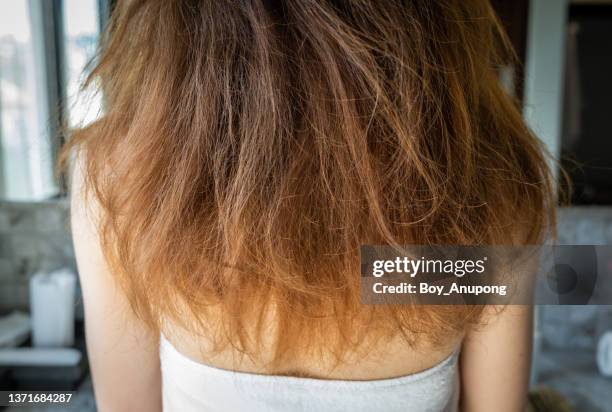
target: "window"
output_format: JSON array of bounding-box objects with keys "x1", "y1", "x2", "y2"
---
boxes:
[
  {"x1": 63, "y1": 0, "x2": 102, "y2": 128},
  {"x1": 0, "y1": 1, "x2": 54, "y2": 200},
  {"x1": 0, "y1": 0, "x2": 105, "y2": 201}
]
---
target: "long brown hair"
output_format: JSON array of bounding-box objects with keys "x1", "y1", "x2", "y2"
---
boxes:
[{"x1": 64, "y1": 0, "x2": 554, "y2": 365}]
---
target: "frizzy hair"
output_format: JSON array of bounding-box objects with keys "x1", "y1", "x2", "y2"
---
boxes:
[{"x1": 63, "y1": 0, "x2": 554, "y2": 365}]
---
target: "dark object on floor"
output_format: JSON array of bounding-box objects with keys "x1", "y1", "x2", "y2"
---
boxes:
[
  {"x1": 9, "y1": 356, "x2": 88, "y2": 391},
  {"x1": 527, "y1": 386, "x2": 573, "y2": 412},
  {"x1": 3, "y1": 321, "x2": 88, "y2": 391}
]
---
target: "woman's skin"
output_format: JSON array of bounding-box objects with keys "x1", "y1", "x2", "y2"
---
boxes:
[{"x1": 71, "y1": 159, "x2": 532, "y2": 412}]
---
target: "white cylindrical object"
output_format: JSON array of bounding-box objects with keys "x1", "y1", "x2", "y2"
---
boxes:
[
  {"x1": 596, "y1": 331, "x2": 612, "y2": 377},
  {"x1": 29, "y1": 269, "x2": 77, "y2": 347}
]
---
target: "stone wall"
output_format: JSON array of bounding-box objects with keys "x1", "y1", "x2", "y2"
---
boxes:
[
  {"x1": 0, "y1": 200, "x2": 73, "y2": 313},
  {"x1": 542, "y1": 207, "x2": 612, "y2": 350}
]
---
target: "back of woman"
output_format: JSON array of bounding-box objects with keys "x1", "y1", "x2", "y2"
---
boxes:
[{"x1": 66, "y1": 1, "x2": 554, "y2": 411}]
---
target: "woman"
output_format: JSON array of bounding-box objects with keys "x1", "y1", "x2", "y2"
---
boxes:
[{"x1": 66, "y1": 1, "x2": 553, "y2": 411}]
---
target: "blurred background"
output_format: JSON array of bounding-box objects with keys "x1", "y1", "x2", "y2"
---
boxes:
[{"x1": 0, "y1": 0, "x2": 610, "y2": 411}]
